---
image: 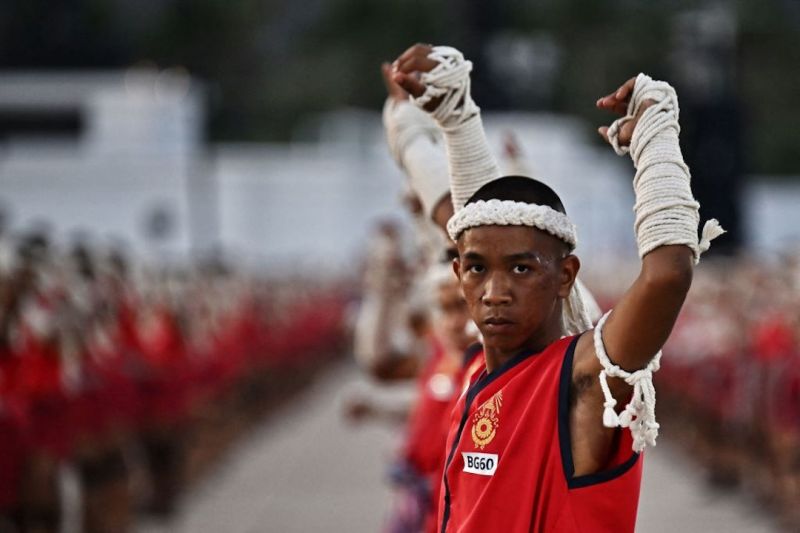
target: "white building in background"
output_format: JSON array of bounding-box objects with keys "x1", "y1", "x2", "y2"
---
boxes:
[
  {"x1": 0, "y1": 69, "x2": 202, "y2": 260},
  {"x1": 0, "y1": 71, "x2": 797, "y2": 271}
]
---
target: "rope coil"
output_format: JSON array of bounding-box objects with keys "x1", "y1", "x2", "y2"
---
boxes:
[{"x1": 606, "y1": 73, "x2": 725, "y2": 263}]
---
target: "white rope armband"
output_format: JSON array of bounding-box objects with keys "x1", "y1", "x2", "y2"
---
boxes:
[
  {"x1": 410, "y1": 46, "x2": 501, "y2": 210},
  {"x1": 606, "y1": 73, "x2": 725, "y2": 263},
  {"x1": 594, "y1": 311, "x2": 661, "y2": 453}
]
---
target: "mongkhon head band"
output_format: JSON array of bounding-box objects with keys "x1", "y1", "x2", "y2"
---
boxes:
[{"x1": 446, "y1": 199, "x2": 577, "y2": 248}]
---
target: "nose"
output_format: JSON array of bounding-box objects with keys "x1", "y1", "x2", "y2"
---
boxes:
[{"x1": 482, "y1": 272, "x2": 512, "y2": 307}]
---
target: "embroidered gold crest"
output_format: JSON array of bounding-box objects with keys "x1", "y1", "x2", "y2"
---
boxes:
[{"x1": 471, "y1": 391, "x2": 503, "y2": 449}]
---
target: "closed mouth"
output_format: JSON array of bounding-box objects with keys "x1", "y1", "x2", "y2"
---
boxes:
[{"x1": 484, "y1": 317, "x2": 513, "y2": 326}]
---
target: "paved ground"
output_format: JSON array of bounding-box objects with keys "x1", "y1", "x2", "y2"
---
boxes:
[{"x1": 138, "y1": 361, "x2": 779, "y2": 533}]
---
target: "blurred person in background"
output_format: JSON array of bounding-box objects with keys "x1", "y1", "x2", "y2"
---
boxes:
[
  {"x1": 353, "y1": 219, "x2": 419, "y2": 381},
  {"x1": 9, "y1": 232, "x2": 69, "y2": 533},
  {"x1": 350, "y1": 262, "x2": 480, "y2": 533},
  {"x1": 382, "y1": 264, "x2": 480, "y2": 533}
]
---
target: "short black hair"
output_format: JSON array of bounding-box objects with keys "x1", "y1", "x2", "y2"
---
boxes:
[{"x1": 465, "y1": 175, "x2": 566, "y2": 215}]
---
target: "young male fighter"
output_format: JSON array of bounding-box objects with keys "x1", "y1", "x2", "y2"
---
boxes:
[{"x1": 390, "y1": 44, "x2": 724, "y2": 532}]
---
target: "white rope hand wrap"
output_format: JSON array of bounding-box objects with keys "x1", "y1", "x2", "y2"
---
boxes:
[
  {"x1": 606, "y1": 73, "x2": 725, "y2": 263},
  {"x1": 410, "y1": 46, "x2": 501, "y2": 210},
  {"x1": 414, "y1": 46, "x2": 478, "y2": 127},
  {"x1": 382, "y1": 98, "x2": 451, "y2": 220},
  {"x1": 594, "y1": 311, "x2": 661, "y2": 453}
]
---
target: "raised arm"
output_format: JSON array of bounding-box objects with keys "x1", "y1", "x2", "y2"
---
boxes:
[
  {"x1": 391, "y1": 44, "x2": 502, "y2": 210},
  {"x1": 573, "y1": 74, "x2": 724, "y2": 453},
  {"x1": 577, "y1": 77, "x2": 697, "y2": 374}
]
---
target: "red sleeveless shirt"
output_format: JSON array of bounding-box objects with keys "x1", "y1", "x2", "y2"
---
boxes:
[{"x1": 437, "y1": 335, "x2": 642, "y2": 532}]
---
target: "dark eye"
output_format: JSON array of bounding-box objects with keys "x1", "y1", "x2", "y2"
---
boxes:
[
  {"x1": 512, "y1": 264, "x2": 530, "y2": 274},
  {"x1": 466, "y1": 264, "x2": 485, "y2": 274}
]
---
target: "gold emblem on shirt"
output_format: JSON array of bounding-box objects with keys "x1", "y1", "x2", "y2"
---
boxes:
[{"x1": 471, "y1": 391, "x2": 503, "y2": 449}]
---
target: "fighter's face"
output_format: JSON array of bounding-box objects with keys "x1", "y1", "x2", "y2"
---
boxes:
[{"x1": 454, "y1": 225, "x2": 576, "y2": 355}]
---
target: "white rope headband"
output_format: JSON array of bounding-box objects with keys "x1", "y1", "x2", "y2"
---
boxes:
[{"x1": 446, "y1": 199, "x2": 577, "y2": 248}]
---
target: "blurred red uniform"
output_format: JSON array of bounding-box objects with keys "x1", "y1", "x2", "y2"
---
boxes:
[{"x1": 399, "y1": 340, "x2": 482, "y2": 533}]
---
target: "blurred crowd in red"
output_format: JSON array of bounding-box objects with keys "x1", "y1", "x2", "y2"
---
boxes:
[
  {"x1": 654, "y1": 258, "x2": 800, "y2": 529},
  {"x1": 0, "y1": 232, "x2": 347, "y2": 533}
]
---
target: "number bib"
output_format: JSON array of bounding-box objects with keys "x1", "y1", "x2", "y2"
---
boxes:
[{"x1": 461, "y1": 452, "x2": 498, "y2": 476}]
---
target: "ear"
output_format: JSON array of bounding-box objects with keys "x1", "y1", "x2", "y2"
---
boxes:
[
  {"x1": 452, "y1": 257, "x2": 462, "y2": 282},
  {"x1": 557, "y1": 254, "x2": 580, "y2": 299}
]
